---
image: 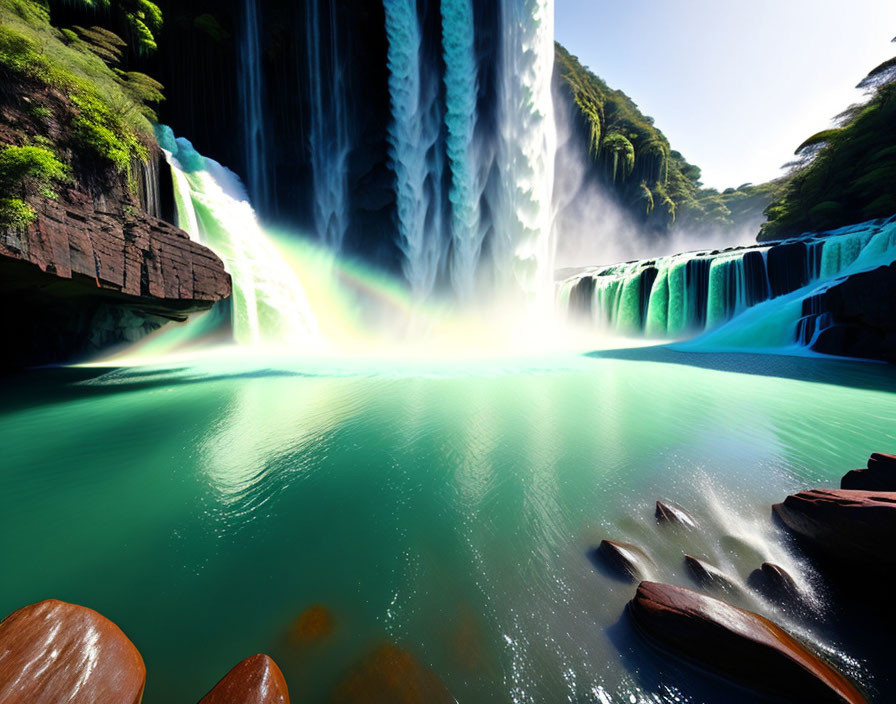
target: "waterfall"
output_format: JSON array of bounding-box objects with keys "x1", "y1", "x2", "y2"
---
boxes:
[
  {"x1": 441, "y1": 0, "x2": 484, "y2": 300},
  {"x1": 562, "y1": 217, "x2": 896, "y2": 350},
  {"x1": 383, "y1": 0, "x2": 446, "y2": 300},
  {"x1": 490, "y1": 0, "x2": 557, "y2": 304},
  {"x1": 157, "y1": 126, "x2": 319, "y2": 347},
  {"x1": 305, "y1": 0, "x2": 351, "y2": 250},
  {"x1": 238, "y1": 0, "x2": 271, "y2": 215}
]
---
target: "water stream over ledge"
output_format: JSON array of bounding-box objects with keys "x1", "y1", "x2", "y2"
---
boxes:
[{"x1": 1, "y1": 352, "x2": 894, "y2": 702}]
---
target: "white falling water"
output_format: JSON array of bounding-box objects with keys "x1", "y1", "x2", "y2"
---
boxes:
[
  {"x1": 383, "y1": 0, "x2": 446, "y2": 300},
  {"x1": 305, "y1": 0, "x2": 351, "y2": 250},
  {"x1": 238, "y1": 0, "x2": 271, "y2": 215},
  {"x1": 157, "y1": 126, "x2": 319, "y2": 347},
  {"x1": 441, "y1": 0, "x2": 485, "y2": 300},
  {"x1": 492, "y1": 0, "x2": 558, "y2": 306}
]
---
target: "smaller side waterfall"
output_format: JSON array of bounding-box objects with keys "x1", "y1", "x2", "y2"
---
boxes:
[
  {"x1": 238, "y1": 0, "x2": 271, "y2": 215},
  {"x1": 157, "y1": 127, "x2": 319, "y2": 347},
  {"x1": 561, "y1": 217, "x2": 896, "y2": 351},
  {"x1": 383, "y1": 0, "x2": 447, "y2": 300}
]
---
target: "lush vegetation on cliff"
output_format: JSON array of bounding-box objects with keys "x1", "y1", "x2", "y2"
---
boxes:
[
  {"x1": 0, "y1": 0, "x2": 164, "y2": 225},
  {"x1": 759, "y1": 36, "x2": 896, "y2": 240},
  {"x1": 0, "y1": 143, "x2": 69, "y2": 226},
  {"x1": 555, "y1": 43, "x2": 778, "y2": 238}
]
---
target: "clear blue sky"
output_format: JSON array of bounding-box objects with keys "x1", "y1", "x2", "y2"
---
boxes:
[{"x1": 555, "y1": 0, "x2": 896, "y2": 189}]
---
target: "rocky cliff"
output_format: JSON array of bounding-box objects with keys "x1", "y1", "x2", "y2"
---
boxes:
[
  {"x1": 0, "y1": 2, "x2": 231, "y2": 367},
  {"x1": 0, "y1": 176, "x2": 231, "y2": 367}
]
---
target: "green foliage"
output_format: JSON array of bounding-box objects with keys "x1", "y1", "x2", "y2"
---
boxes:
[
  {"x1": 58, "y1": 0, "x2": 163, "y2": 54},
  {"x1": 601, "y1": 132, "x2": 635, "y2": 183},
  {"x1": 760, "y1": 38, "x2": 896, "y2": 240},
  {"x1": 0, "y1": 144, "x2": 69, "y2": 187},
  {"x1": 0, "y1": 144, "x2": 69, "y2": 228},
  {"x1": 72, "y1": 25, "x2": 126, "y2": 64},
  {"x1": 555, "y1": 43, "x2": 777, "y2": 237},
  {"x1": 0, "y1": 1, "x2": 163, "y2": 173},
  {"x1": 192, "y1": 13, "x2": 230, "y2": 43},
  {"x1": 0, "y1": 197, "x2": 36, "y2": 228}
]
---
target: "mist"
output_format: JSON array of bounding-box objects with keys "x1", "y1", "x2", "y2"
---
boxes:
[{"x1": 551, "y1": 91, "x2": 764, "y2": 272}]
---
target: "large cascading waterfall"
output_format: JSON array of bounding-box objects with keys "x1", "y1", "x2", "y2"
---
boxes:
[
  {"x1": 305, "y1": 0, "x2": 352, "y2": 250},
  {"x1": 441, "y1": 0, "x2": 485, "y2": 300},
  {"x1": 561, "y1": 217, "x2": 896, "y2": 350},
  {"x1": 383, "y1": 0, "x2": 447, "y2": 299},
  {"x1": 157, "y1": 127, "x2": 319, "y2": 347},
  {"x1": 490, "y1": 0, "x2": 558, "y2": 305},
  {"x1": 238, "y1": 0, "x2": 271, "y2": 215},
  {"x1": 227, "y1": 0, "x2": 561, "y2": 305},
  {"x1": 378, "y1": 0, "x2": 558, "y2": 303}
]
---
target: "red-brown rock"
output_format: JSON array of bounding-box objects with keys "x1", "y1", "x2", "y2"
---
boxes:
[
  {"x1": 198, "y1": 654, "x2": 290, "y2": 704},
  {"x1": 655, "y1": 500, "x2": 697, "y2": 528},
  {"x1": 0, "y1": 599, "x2": 145, "y2": 704},
  {"x1": 628, "y1": 581, "x2": 867, "y2": 704},
  {"x1": 683, "y1": 555, "x2": 742, "y2": 594},
  {"x1": 841, "y1": 453, "x2": 896, "y2": 491},
  {"x1": 773, "y1": 489, "x2": 896, "y2": 570},
  {"x1": 748, "y1": 562, "x2": 806, "y2": 606},
  {"x1": 591, "y1": 540, "x2": 654, "y2": 582}
]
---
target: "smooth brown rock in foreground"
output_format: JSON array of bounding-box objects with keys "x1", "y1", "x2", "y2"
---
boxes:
[
  {"x1": 841, "y1": 453, "x2": 896, "y2": 491},
  {"x1": 0, "y1": 599, "x2": 145, "y2": 704},
  {"x1": 628, "y1": 582, "x2": 867, "y2": 704},
  {"x1": 773, "y1": 489, "x2": 896, "y2": 569},
  {"x1": 198, "y1": 654, "x2": 289, "y2": 704},
  {"x1": 592, "y1": 540, "x2": 654, "y2": 582},
  {"x1": 655, "y1": 500, "x2": 697, "y2": 528},
  {"x1": 330, "y1": 643, "x2": 454, "y2": 704}
]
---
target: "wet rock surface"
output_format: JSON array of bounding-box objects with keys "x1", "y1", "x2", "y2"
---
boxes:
[
  {"x1": 198, "y1": 654, "x2": 290, "y2": 704},
  {"x1": 773, "y1": 489, "x2": 896, "y2": 573},
  {"x1": 747, "y1": 562, "x2": 806, "y2": 606},
  {"x1": 1, "y1": 184, "x2": 232, "y2": 366},
  {"x1": 804, "y1": 261, "x2": 896, "y2": 365},
  {"x1": 683, "y1": 555, "x2": 742, "y2": 594},
  {"x1": 591, "y1": 539, "x2": 654, "y2": 582},
  {"x1": 841, "y1": 453, "x2": 896, "y2": 491},
  {"x1": 628, "y1": 581, "x2": 867, "y2": 704},
  {"x1": 0, "y1": 599, "x2": 146, "y2": 704},
  {"x1": 655, "y1": 500, "x2": 697, "y2": 528}
]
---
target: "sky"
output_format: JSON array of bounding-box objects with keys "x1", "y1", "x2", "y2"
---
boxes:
[{"x1": 555, "y1": 0, "x2": 896, "y2": 189}]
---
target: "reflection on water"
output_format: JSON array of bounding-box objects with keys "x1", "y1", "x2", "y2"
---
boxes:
[{"x1": 0, "y1": 352, "x2": 894, "y2": 702}]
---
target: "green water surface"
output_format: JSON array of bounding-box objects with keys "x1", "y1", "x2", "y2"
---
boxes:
[{"x1": 1, "y1": 350, "x2": 894, "y2": 703}]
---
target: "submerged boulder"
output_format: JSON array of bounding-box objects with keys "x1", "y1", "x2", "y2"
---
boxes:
[
  {"x1": 628, "y1": 581, "x2": 867, "y2": 704},
  {"x1": 841, "y1": 453, "x2": 896, "y2": 491},
  {"x1": 330, "y1": 643, "x2": 454, "y2": 704},
  {"x1": 655, "y1": 501, "x2": 697, "y2": 528},
  {"x1": 0, "y1": 599, "x2": 145, "y2": 704},
  {"x1": 773, "y1": 489, "x2": 896, "y2": 573},
  {"x1": 198, "y1": 654, "x2": 289, "y2": 704},
  {"x1": 591, "y1": 540, "x2": 654, "y2": 582},
  {"x1": 289, "y1": 604, "x2": 334, "y2": 647},
  {"x1": 683, "y1": 555, "x2": 742, "y2": 594}
]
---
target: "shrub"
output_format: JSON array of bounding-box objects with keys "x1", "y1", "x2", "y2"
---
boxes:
[{"x1": 0, "y1": 144, "x2": 70, "y2": 199}]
